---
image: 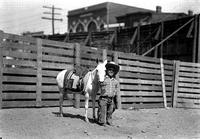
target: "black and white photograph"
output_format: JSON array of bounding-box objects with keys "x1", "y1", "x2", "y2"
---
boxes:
[{"x1": 0, "y1": 0, "x2": 200, "y2": 138}]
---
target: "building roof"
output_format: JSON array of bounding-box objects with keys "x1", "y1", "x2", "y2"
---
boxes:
[
  {"x1": 107, "y1": 2, "x2": 153, "y2": 24},
  {"x1": 150, "y1": 12, "x2": 187, "y2": 23},
  {"x1": 117, "y1": 11, "x2": 187, "y2": 24},
  {"x1": 68, "y1": 2, "x2": 154, "y2": 23}
]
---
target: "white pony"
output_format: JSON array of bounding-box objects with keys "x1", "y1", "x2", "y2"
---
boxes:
[{"x1": 56, "y1": 60, "x2": 107, "y2": 122}]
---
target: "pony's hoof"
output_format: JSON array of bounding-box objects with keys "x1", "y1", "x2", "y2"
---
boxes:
[
  {"x1": 93, "y1": 118, "x2": 98, "y2": 122},
  {"x1": 85, "y1": 118, "x2": 89, "y2": 123},
  {"x1": 58, "y1": 113, "x2": 63, "y2": 117}
]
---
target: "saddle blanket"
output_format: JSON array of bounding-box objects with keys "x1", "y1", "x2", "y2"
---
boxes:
[{"x1": 64, "y1": 70, "x2": 80, "y2": 90}]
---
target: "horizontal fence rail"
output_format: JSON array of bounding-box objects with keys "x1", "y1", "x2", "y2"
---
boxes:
[{"x1": 0, "y1": 30, "x2": 199, "y2": 109}]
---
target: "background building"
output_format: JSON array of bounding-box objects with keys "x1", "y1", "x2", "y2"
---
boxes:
[
  {"x1": 67, "y1": 2, "x2": 153, "y2": 33},
  {"x1": 67, "y1": 2, "x2": 190, "y2": 33},
  {"x1": 117, "y1": 6, "x2": 188, "y2": 28}
]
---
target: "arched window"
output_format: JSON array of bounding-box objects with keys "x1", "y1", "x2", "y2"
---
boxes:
[
  {"x1": 88, "y1": 21, "x2": 97, "y2": 32},
  {"x1": 76, "y1": 23, "x2": 84, "y2": 32}
]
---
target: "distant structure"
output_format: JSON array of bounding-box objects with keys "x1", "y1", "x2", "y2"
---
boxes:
[
  {"x1": 22, "y1": 31, "x2": 44, "y2": 37},
  {"x1": 67, "y1": 2, "x2": 153, "y2": 33},
  {"x1": 117, "y1": 6, "x2": 189, "y2": 28},
  {"x1": 67, "y1": 2, "x2": 189, "y2": 33}
]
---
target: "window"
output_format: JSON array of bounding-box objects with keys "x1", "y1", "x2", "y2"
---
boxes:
[
  {"x1": 88, "y1": 21, "x2": 97, "y2": 32},
  {"x1": 76, "y1": 23, "x2": 84, "y2": 32}
]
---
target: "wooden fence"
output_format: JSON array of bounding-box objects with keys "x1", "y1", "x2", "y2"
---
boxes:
[
  {"x1": 117, "y1": 53, "x2": 174, "y2": 109},
  {"x1": 173, "y1": 61, "x2": 200, "y2": 109},
  {"x1": 0, "y1": 31, "x2": 75, "y2": 108},
  {"x1": 0, "y1": 31, "x2": 199, "y2": 109}
]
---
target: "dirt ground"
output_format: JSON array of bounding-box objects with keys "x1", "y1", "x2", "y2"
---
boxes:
[{"x1": 0, "y1": 107, "x2": 200, "y2": 139}]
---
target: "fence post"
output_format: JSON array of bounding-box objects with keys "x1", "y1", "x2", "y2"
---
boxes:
[
  {"x1": 192, "y1": 15, "x2": 197, "y2": 62},
  {"x1": 114, "y1": 51, "x2": 121, "y2": 109},
  {"x1": 160, "y1": 58, "x2": 168, "y2": 108},
  {"x1": 36, "y1": 38, "x2": 42, "y2": 107},
  {"x1": 197, "y1": 15, "x2": 200, "y2": 62},
  {"x1": 74, "y1": 44, "x2": 80, "y2": 108},
  {"x1": 173, "y1": 61, "x2": 180, "y2": 108},
  {"x1": 0, "y1": 31, "x2": 3, "y2": 109},
  {"x1": 102, "y1": 49, "x2": 107, "y2": 61}
]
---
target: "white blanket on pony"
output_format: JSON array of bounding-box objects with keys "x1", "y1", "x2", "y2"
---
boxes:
[{"x1": 71, "y1": 74, "x2": 80, "y2": 89}]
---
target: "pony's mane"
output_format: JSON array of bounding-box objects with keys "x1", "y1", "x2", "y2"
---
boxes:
[{"x1": 90, "y1": 61, "x2": 106, "y2": 81}]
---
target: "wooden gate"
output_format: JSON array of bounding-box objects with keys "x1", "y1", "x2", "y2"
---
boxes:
[{"x1": 173, "y1": 61, "x2": 200, "y2": 109}]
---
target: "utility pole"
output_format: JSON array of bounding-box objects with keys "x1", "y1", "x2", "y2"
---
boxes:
[
  {"x1": 42, "y1": 5, "x2": 63, "y2": 35},
  {"x1": 106, "y1": 2, "x2": 110, "y2": 31}
]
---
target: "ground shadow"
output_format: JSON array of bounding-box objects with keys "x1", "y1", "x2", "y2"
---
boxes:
[{"x1": 52, "y1": 112, "x2": 97, "y2": 124}]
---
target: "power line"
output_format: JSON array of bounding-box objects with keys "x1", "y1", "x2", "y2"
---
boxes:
[{"x1": 42, "y1": 5, "x2": 63, "y2": 35}]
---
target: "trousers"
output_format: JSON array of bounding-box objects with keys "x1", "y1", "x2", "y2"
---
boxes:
[{"x1": 97, "y1": 96, "x2": 115, "y2": 124}]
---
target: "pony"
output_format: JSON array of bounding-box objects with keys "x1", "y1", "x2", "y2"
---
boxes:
[{"x1": 56, "y1": 60, "x2": 107, "y2": 122}]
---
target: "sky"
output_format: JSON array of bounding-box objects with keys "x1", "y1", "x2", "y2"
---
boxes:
[{"x1": 0, "y1": 0, "x2": 200, "y2": 35}]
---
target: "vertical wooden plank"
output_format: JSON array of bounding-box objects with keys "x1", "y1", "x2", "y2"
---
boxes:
[
  {"x1": 136, "y1": 25, "x2": 140, "y2": 55},
  {"x1": 173, "y1": 61, "x2": 180, "y2": 108},
  {"x1": 154, "y1": 25, "x2": 161, "y2": 58},
  {"x1": 36, "y1": 38, "x2": 42, "y2": 107},
  {"x1": 102, "y1": 49, "x2": 107, "y2": 61},
  {"x1": 197, "y1": 15, "x2": 200, "y2": 63},
  {"x1": 114, "y1": 51, "x2": 121, "y2": 109},
  {"x1": 84, "y1": 32, "x2": 91, "y2": 46},
  {"x1": 160, "y1": 58, "x2": 167, "y2": 108},
  {"x1": 160, "y1": 21, "x2": 164, "y2": 58},
  {"x1": 114, "y1": 30, "x2": 117, "y2": 50},
  {"x1": 74, "y1": 43, "x2": 80, "y2": 108},
  {"x1": 193, "y1": 15, "x2": 197, "y2": 62},
  {"x1": 129, "y1": 28, "x2": 138, "y2": 53},
  {"x1": 0, "y1": 31, "x2": 3, "y2": 109},
  {"x1": 171, "y1": 60, "x2": 176, "y2": 106}
]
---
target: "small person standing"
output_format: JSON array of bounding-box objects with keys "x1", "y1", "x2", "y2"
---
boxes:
[{"x1": 97, "y1": 61, "x2": 120, "y2": 126}]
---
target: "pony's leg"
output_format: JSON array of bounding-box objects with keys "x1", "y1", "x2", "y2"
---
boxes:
[
  {"x1": 91, "y1": 93, "x2": 96, "y2": 120},
  {"x1": 59, "y1": 88, "x2": 64, "y2": 117},
  {"x1": 84, "y1": 92, "x2": 89, "y2": 122}
]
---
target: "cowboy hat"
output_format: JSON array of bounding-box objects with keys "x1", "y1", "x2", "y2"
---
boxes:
[{"x1": 105, "y1": 61, "x2": 119, "y2": 74}]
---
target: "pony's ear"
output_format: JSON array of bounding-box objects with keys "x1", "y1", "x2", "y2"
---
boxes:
[{"x1": 103, "y1": 59, "x2": 107, "y2": 65}]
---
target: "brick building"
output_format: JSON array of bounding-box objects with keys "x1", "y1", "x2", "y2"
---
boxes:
[{"x1": 67, "y1": 2, "x2": 153, "y2": 33}]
